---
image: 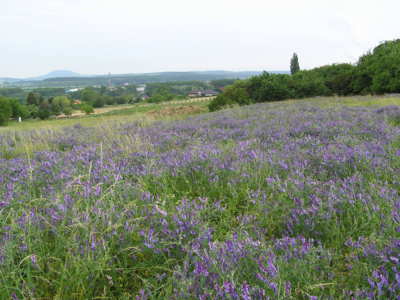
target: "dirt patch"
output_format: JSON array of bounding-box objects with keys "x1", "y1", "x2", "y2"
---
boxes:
[
  {"x1": 147, "y1": 105, "x2": 204, "y2": 117},
  {"x1": 56, "y1": 105, "x2": 136, "y2": 119}
]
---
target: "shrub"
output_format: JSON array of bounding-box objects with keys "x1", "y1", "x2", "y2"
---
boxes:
[
  {"x1": 209, "y1": 81, "x2": 251, "y2": 111},
  {"x1": 104, "y1": 95, "x2": 116, "y2": 105},
  {"x1": 81, "y1": 104, "x2": 94, "y2": 115},
  {"x1": 210, "y1": 39, "x2": 400, "y2": 111},
  {"x1": 0, "y1": 97, "x2": 12, "y2": 126},
  {"x1": 355, "y1": 39, "x2": 400, "y2": 94},
  {"x1": 116, "y1": 96, "x2": 129, "y2": 105},
  {"x1": 37, "y1": 101, "x2": 52, "y2": 120},
  {"x1": 9, "y1": 98, "x2": 30, "y2": 119},
  {"x1": 63, "y1": 107, "x2": 73, "y2": 116},
  {"x1": 93, "y1": 96, "x2": 105, "y2": 108}
]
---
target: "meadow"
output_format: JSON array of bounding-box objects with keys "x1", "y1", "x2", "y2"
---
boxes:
[{"x1": 0, "y1": 96, "x2": 399, "y2": 299}]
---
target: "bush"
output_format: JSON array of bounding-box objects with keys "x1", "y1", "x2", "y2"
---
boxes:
[
  {"x1": 37, "y1": 100, "x2": 52, "y2": 120},
  {"x1": 104, "y1": 95, "x2": 116, "y2": 105},
  {"x1": 81, "y1": 104, "x2": 94, "y2": 115},
  {"x1": 93, "y1": 96, "x2": 105, "y2": 108},
  {"x1": 147, "y1": 93, "x2": 174, "y2": 103},
  {"x1": 9, "y1": 98, "x2": 30, "y2": 119},
  {"x1": 209, "y1": 81, "x2": 252, "y2": 111},
  {"x1": 292, "y1": 71, "x2": 331, "y2": 98},
  {"x1": 116, "y1": 96, "x2": 128, "y2": 105},
  {"x1": 247, "y1": 73, "x2": 294, "y2": 102},
  {"x1": 50, "y1": 96, "x2": 72, "y2": 116},
  {"x1": 209, "y1": 39, "x2": 400, "y2": 111},
  {"x1": 355, "y1": 39, "x2": 400, "y2": 94},
  {"x1": 27, "y1": 104, "x2": 39, "y2": 118},
  {"x1": 63, "y1": 107, "x2": 73, "y2": 116},
  {"x1": 0, "y1": 97, "x2": 12, "y2": 126}
]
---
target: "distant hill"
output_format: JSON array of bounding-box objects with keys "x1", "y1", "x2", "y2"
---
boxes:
[
  {"x1": 0, "y1": 77, "x2": 20, "y2": 83},
  {"x1": 2, "y1": 70, "x2": 288, "y2": 88},
  {"x1": 0, "y1": 70, "x2": 82, "y2": 84},
  {"x1": 28, "y1": 70, "x2": 82, "y2": 81}
]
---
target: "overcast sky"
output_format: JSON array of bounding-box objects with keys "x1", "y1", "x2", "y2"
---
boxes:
[{"x1": 1, "y1": 0, "x2": 399, "y2": 77}]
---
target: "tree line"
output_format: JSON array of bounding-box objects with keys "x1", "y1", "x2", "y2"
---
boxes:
[
  {"x1": 0, "y1": 78, "x2": 238, "y2": 125},
  {"x1": 145, "y1": 80, "x2": 233, "y2": 103},
  {"x1": 0, "y1": 86, "x2": 137, "y2": 126},
  {"x1": 0, "y1": 93, "x2": 77, "y2": 125},
  {"x1": 209, "y1": 39, "x2": 400, "y2": 111}
]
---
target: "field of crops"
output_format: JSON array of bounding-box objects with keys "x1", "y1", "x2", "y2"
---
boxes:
[{"x1": 0, "y1": 98, "x2": 399, "y2": 299}]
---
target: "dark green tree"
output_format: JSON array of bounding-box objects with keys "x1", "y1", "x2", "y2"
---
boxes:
[
  {"x1": 209, "y1": 81, "x2": 251, "y2": 111},
  {"x1": 50, "y1": 96, "x2": 72, "y2": 115},
  {"x1": 81, "y1": 104, "x2": 94, "y2": 115},
  {"x1": 354, "y1": 39, "x2": 400, "y2": 94},
  {"x1": 9, "y1": 99, "x2": 30, "y2": 119},
  {"x1": 93, "y1": 96, "x2": 105, "y2": 108},
  {"x1": 80, "y1": 88, "x2": 98, "y2": 104},
  {"x1": 26, "y1": 92, "x2": 43, "y2": 106},
  {"x1": 37, "y1": 99, "x2": 52, "y2": 120},
  {"x1": 0, "y1": 97, "x2": 12, "y2": 126},
  {"x1": 290, "y1": 53, "x2": 300, "y2": 75}
]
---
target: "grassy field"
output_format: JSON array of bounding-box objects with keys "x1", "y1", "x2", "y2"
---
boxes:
[
  {"x1": 0, "y1": 96, "x2": 399, "y2": 299},
  {"x1": 282, "y1": 95, "x2": 400, "y2": 107},
  {"x1": 0, "y1": 99, "x2": 211, "y2": 133},
  {"x1": 1, "y1": 95, "x2": 398, "y2": 133}
]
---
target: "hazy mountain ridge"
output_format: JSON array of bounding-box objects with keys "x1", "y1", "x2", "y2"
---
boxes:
[
  {"x1": 1, "y1": 70, "x2": 289, "y2": 88},
  {"x1": 0, "y1": 70, "x2": 82, "y2": 83},
  {"x1": 28, "y1": 70, "x2": 82, "y2": 81}
]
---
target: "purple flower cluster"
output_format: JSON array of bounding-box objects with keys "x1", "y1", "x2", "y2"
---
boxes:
[{"x1": 0, "y1": 102, "x2": 399, "y2": 298}]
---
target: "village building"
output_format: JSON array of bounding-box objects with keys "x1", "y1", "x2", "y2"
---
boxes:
[
  {"x1": 188, "y1": 90, "x2": 219, "y2": 98},
  {"x1": 188, "y1": 90, "x2": 203, "y2": 98},
  {"x1": 136, "y1": 84, "x2": 146, "y2": 93},
  {"x1": 203, "y1": 90, "x2": 219, "y2": 97}
]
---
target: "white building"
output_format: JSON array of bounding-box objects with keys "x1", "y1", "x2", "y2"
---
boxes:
[{"x1": 136, "y1": 84, "x2": 146, "y2": 93}]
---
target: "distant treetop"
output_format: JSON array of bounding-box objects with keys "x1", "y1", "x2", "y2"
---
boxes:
[{"x1": 290, "y1": 53, "x2": 300, "y2": 75}]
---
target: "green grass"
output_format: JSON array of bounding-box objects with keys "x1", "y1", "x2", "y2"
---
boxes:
[
  {"x1": 0, "y1": 100, "x2": 211, "y2": 133},
  {"x1": 0, "y1": 95, "x2": 399, "y2": 299},
  {"x1": 305, "y1": 95, "x2": 400, "y2": 107},
  {"x1": 2, "y1": 95, "x2": 398, "y2": 133}
]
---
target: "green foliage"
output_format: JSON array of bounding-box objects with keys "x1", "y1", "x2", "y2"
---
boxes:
[
  {"x1": 80, "y1": 88, "x2": 132, "y2": 108},
  {"x1": 248, "y1": 72, "x2": 294, "y2": 102},
  {"x1": 104, "y1": 95, "x2": 116, "y2": 105},
  {"x1": 209, "y1": 81, "x2": 251, "y2": 111},
  {"x1": 292, "y1": 71, "x2": 330, "y2": 98},
  {"x1": 27, "y1": 104, "x2": 39, "y2": 118},
  {"x1": 116, "y1": 95, "x2": 130, "y2": 105},
  {"x1": 210, "y1": 79, "x2": 237, "y2": 90},
  {"x1": 26, "y1": 92, "x2": 43, "y2": 106},
  {"x1": 37, "y1": 99, "x2": 52, "y2": 120},
  {"x1": 80, "y1": 88, "x2": 99, "y2": 104},
  {"x1": 306, "y1": 64, "x2": 356, "y2": 96},
  {"x1": 0, "y1": 88, "x2": 26, "y2": 100},
  {"x1": 9, "y1": 98, "x2": 30, "y2": 119},
  {"x1": 146, "y1": 81, "x2": 211, "y2": 97},
  {"x1": 79, "y1": 88, "x2": 106, "y2": 108},
  {"x1": 51, "y1": 96, "x2": 73, "y2": 115},
  {"x1": 81, "y1": 103, "x2": 94, "y2": 115},
  {"x1": 290, "y1": 53, "x2": 300, "y2": 75},
  {"x1": 93, "y1": 96, "x2": 105, "y2": 108},
  {"x1": 0, "y1": 97, "x2": 31, "y2": 125},
  {"x1": 32, "y1": 88, "x2": 65, "y2": 98},
  {"x1": 63, "y1": 106, "x2": 73, "y2": 116},
  {"x1": 147, "y1": 93, "x2": 175, "y2": 103},
  {"x1": 211, "y1": 39, "x2": 400, "y2": 111},
  {"x1": 356, "y1": 39, "x2": 400, "y2": 94},
  {"x1": 0, "y1": 97, "x2": 12, "y2": 126}
]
